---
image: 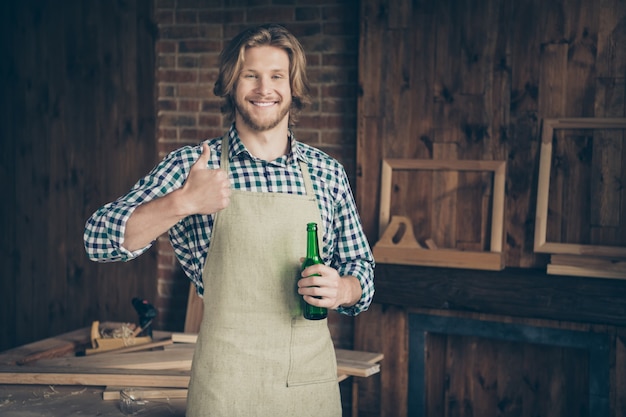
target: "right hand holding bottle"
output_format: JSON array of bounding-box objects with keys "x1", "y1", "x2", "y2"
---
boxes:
[{"x1": 179, "y1": 143, "x2": 231, "y2": 215}]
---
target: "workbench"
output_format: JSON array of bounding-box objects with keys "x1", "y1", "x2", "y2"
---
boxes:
[{"x1": 0, "y1": 325, "x2": 382, "y2": 416}]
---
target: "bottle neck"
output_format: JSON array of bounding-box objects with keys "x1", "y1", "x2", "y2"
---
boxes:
[{"x1": 306, "y1": 225, "x2": 320, "y2": 259}]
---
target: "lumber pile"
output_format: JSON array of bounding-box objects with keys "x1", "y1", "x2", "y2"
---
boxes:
[{"x1": 0, "y1": 324, "x2": 383, "y2": 400}]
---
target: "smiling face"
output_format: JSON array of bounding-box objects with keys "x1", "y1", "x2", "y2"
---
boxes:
[{"x1": 233, "y1": 46, "x2": 292, "y2": 132}]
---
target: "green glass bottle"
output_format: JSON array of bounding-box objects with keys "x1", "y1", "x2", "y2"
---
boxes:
[{"x1": 301, "y1": 222, "x2": 328, "y2": 320}]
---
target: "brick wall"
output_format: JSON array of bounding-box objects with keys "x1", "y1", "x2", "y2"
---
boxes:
[{"x1": 152, "y1": 0, "x2": 360, "y2": 350}]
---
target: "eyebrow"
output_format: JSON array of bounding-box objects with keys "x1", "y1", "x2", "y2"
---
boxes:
[{"x1": 241, "y1": 68, "x2": 288, "y2": 74}]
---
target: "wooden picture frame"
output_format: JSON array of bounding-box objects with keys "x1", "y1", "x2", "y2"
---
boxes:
[
  {"x1": 534, "y1": 118, "x2": 626, "y2": 258},
  {"x1": 374, "y1": 159, "x2": 506, "y2": 271}
]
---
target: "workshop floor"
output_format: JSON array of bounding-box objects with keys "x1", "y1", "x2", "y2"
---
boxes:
[{"x1": 0, "y1": 384, "x2": 186, "y2": 416}]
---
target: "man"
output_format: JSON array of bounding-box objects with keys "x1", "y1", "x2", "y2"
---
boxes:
[{"x1": 84, "y1": 24, "x2": 374, "y2": 416}]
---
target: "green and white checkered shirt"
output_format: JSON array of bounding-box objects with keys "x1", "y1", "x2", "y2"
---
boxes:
[{"x1": 84, "y1": 125, "x2": 375, "y2": 316}]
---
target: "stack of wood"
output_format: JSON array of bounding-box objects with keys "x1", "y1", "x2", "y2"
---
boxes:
[
  {"x1": 547, "y1": 254, "x2": 626, "y2": 279},
  {"x1": 0, "y1": 323, "x2": 383, "y2": 401}
]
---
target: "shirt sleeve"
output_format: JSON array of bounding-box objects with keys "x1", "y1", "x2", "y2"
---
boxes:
[
  {"x1": 83, "y1": 146, "x2": 198, "y2": 262},
  {"x1": 328, "y1": 165, "x2": 375, "y2": 317}
]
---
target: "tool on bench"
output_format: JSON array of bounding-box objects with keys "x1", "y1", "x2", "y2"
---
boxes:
[
  {"x1": 84, "y1": 298, "x2": 158, "y2": 355},
  {"x1": 131, "y1": 297, "x2": 157, "y2": 338}
]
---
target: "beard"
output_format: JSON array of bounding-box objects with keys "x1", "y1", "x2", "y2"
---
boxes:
[{"x1": 234, "y1": 96, "x2": 291, "y2": 132}]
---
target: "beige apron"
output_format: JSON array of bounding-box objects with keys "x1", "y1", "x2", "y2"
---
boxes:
[{"x1": 186, "y1": 136, "x2": 341, "y2": 417}]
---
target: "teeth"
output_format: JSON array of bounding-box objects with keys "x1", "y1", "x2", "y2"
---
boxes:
[{"x1": 253, "y1": 101, "x2": 275, "y2": 107}]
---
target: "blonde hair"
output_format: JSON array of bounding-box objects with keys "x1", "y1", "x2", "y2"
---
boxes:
[{"x1": 213, "y1": 24, "x2": 311, "y2": 126}]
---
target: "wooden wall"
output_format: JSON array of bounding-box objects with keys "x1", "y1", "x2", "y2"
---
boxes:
[
  {"x1": 0, "y1": 0, "x2": 158, "y2": 352},
  {"x1": 356, "y1": 0, "x2": 625, "y2": 267},
  {"x1": 354, "y1": 0, "x2": 626, "y2": 416}
]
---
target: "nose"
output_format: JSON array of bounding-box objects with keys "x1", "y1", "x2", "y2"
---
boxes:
[{"x1": 255, "y1": 76, "x2": 272, "y2": 95}]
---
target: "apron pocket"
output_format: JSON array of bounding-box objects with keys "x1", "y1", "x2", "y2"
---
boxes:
[{"x1": 287, "y1": 318, "x2": 338, "y2": 387}]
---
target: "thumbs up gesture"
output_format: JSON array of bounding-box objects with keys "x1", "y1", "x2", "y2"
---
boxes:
[{"x1": 179, "y1": 143, "x2": 231, "y2": 215}]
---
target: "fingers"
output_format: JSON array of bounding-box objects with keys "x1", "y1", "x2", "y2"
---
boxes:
[
  {"x1": 180, "y1": 143, "x2": 231, "y2": 215},
  {"x1": 192, "y1": 142, "x2": 211, "y2": 171}
]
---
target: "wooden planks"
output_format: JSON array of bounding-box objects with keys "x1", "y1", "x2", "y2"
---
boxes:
[
  {"x1": 0, "y1": 367, "x2": 191, "y2": 388},
  {"x1": 0, "y1": 326, "x2": 382, "y2": 388}
]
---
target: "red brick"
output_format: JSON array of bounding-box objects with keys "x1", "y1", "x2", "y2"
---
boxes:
[
  {"x1": 198, "y1": 10, "x2": 245, "y2": 24},
  {"x1": 245, "y1": 6, "x2": 295, "y2": 23},
  {"x1": 157, "y1": 99, "x2": 177, "y2": 112},
  {"x1": 159, "y1": 142, "x2": 185, "y2": 155},
  {"x1": 200, "y1": 100, "x2": 221, "y2": 113},
  {"x1": 296, "y1": 114, "x2": 321, "y2": 129},
  {"x1": 285, "y1": 22, "x2": 321, "y2": 38},
  {"x1": 177, "y1": 55, "x2": 199, "y2": 68},
  {"x1": 179, "y1": 99, "x2": 200, "y2": 112},
  {"x1": 321, "y1": 53, "x2": 357, "y2": 67},
  {"x1": 295, "y1": 7, "x2": 320, "y2": 21},
  {"x1": 156, "y1": 40, "x2": 177, "y2": 54},
  {"x1": 318, "y1": 67, "x2": 358, "y2": 85},
  {"x1": 178, "y1": 84, "x2": 213, "y2": 98},
  {"x1": 160, "y1": 25, "x2": 199, "y2": 39},
  {"x1": 158, "y1": 127, "x2": 178, "y2": 140},
  {"x1": 322, "y1": 83, "x2": 358, "y2": 98},
  {"x1": 177, "y1": 0, "x2": 219, "y2": 10},
  {"x1": 158, "y1": 113, "x2": 197, "y2": 127},
  {"x1": 158, "y1": 85, "x2": 176, "y2": 98},
  {"x1": 294, "y1": 129, "x2": 320, "y2": 145},
  {"x1": 304, "y1": 53, "x2": 320, "y2": 66},
  {"x1": 320, "y1": 113, "x2": 355, "y2": 130},
  {"x1": 198, "y1": 54, "x2": 221, "y2": 68},
  {"x1": 322, "y1": 4, "x2": 358, "y2": 22},
  {"x1": 323, "y1": 20, "x2": 358, "y2": 36},
  {"x1": 320, "y1": 130, "x2": 356, "y2": 146},
  {"x1": 179, "y1": 39, "x2": 221, "y2": 53},
  {"x1": 181, "y1": 128, "x2": 218, "y2": 141},
  {"x1": 198, "y1": 70, "x2": 218, "y2": 83},
  {"x1": 158, "y1": 69, "x2": 198, "y2": 83},
  {"x1": 158, "y1": 54, "x2": 176, "y2": 69},
  {"x1": 321, "y1": 97, "x2": 356, "y2": 114},
  {"x1": 197, "y1": 24, "x2": 223, "y2": 39},
  {"x1": 198, "y1": 113, "x2": 221, "y2": 126}
]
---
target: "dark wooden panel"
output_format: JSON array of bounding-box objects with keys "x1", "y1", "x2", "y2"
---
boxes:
[
  {"x1": 0, "y1": 0, "x2": 157, "y2": 351},
  {"x1": 373, "y1": 264, "x2": 626, "y2": 327},
  {"x1": 410, "y1": 314, "x2": 606, "y2": 417}
]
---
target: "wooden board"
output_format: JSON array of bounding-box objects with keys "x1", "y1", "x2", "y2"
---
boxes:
[
  {"x1": 0, "y1": 366, "x2": 191, "y2": 388},
  {"x1": 102, "y1": 386, "x2": 188, "y2": 401},
  {"x1": 36, "y1": 349, "x2": 193, "y2": 371},
  {"x1": 546, "y1": 264, "x2": 626, "y2": 279}
]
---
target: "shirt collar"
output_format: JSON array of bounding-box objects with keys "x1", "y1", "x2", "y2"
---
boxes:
[{"x1": 226, "y1": 123, "x2": 308, "y2": 167}]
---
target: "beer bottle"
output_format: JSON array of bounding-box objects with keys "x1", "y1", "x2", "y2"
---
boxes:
[{"x1": 301, "y1": 222, "x2": 328, "y2": 320}]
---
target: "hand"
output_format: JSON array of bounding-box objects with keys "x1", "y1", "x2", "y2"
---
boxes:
[
  {"x1": 178, "y1": 143, "x2": 231, "y2": 215},
  {"x1": 298, "y1": 263, "x2": 350, "y2": 310}
]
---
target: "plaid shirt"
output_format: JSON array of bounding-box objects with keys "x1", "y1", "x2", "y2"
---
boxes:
[{"x1": 84, "y1": 125, "x2": 375, "y2": 316}]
